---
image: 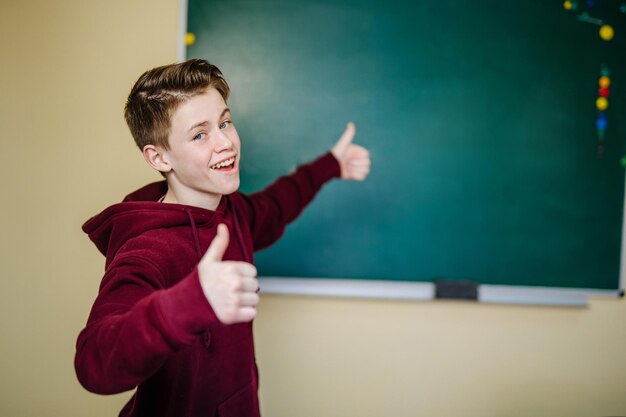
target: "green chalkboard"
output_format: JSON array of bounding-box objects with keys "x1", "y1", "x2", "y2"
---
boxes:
[{"x1": 187, "y1": 0, "x2": 626, "y2": 290}]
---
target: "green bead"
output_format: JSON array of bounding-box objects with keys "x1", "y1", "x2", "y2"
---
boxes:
[{"x1": 620, "y1": 156, "x2": 626, "y2": 167}]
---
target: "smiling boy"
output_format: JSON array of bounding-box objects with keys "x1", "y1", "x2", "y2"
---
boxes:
[{"x1": 75, "y1": 59, "x2": 370, "y2": 417}]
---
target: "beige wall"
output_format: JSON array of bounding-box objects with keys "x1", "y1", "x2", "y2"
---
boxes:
[{"x1": 1, "y1": 1, "x2": 625, "y2": 416}]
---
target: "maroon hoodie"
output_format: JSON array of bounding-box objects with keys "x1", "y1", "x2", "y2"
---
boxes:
[{"x1": 76, "y1": 153, "x2": 340, "y2": 417}]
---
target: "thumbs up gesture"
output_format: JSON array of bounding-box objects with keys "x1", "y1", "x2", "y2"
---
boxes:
[
  {"x1": 330, "y1": 122, "x2": 371, "y2": 181},
  {"x1": 198, "y1": 224, "x2": 260, "y2": 324}
]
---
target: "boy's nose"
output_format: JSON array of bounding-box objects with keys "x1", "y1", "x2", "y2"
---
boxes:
[{"x1": 214, "y1": 131, "x2": 233, "y2": 151}]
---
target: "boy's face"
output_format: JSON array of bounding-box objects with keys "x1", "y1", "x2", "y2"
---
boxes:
[{"x1": 161, "y1": 88, "x2": 241, "y2": 204}]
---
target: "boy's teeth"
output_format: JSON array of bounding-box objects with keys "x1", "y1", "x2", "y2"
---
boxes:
[{"x1": 211, "y1": 157, "x2": 235, "y2": 169}]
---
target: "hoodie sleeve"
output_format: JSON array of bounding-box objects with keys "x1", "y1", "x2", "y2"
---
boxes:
[
  {"x1": 241, "y1": 152, "x2": 341, "y2": 251},
  {"x1": 75, "y1": 253, "x2": 218, "y2": 394}
]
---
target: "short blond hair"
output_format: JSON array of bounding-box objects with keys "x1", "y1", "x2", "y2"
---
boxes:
[{"x1": 124, "y1": 59, "x2": 230, "y2": 150}]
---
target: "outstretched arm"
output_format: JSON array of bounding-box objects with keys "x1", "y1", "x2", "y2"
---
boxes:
[{"x1": 241, "y1": 122, "x2": 371, "y2": 251}]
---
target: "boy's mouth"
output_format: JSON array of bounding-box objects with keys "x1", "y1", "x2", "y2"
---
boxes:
[{"x1": 210, "y1": 156, "x2": 236, "y2": 171}]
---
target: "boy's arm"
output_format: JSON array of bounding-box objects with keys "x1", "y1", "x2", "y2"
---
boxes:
[
  {"x1": 75, "y1": 255, "x2": 215, "y2": 394},
  {"x1": 75, "y1": 229, "x2": 259, "y2": 395},
  {"x1": 243, "y1": 122, "x2": 370, "y2": 251}
]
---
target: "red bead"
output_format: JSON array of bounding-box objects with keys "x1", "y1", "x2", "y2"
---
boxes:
[{"x1": 599, "y1": 87, "x2": 609, "y2": 97}]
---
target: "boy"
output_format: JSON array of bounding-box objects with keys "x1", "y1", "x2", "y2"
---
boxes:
[{"x1": 75, "y1": 59, "x2": 370, "y2": 417}]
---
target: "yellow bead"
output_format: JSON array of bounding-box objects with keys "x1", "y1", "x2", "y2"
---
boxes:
[
  {"x1": 185, "y1": 32, "x2": 196, "y2": 46},
  {"x1": 599, "y1": 25, "x2": 614, "y2": 41},
  {"x1": 596, "y1": 97, "x2": 608, "y2": 111},
  {"x1": 563, "y1": 0, "x2": 572, "y2": 10},
  {"x1": 599, "y1": 76, "x2": 611, "y2": 89}
]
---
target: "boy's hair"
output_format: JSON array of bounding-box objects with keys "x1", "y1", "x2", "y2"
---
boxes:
[{"x1": 124, "y1": 59, "x2": 230, "y2": 150}]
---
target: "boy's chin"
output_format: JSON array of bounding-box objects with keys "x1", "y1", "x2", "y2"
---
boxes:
[{"x1": 220, "y1": 179, "x2": 240, "y2": 195}]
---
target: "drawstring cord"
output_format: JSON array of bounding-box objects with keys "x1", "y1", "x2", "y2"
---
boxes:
[
  {"x1": 184, "y1": 198, "x2": 252, "y2": 263},
  {"x1": 227, "y1": 198, "x2": 251, "y2": 262},
  {"x1": 185, "y1": 208, "x2": 203, "y2": 262}
]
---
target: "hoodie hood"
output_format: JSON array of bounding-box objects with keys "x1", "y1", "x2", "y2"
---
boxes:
[{"x1": 83, "y1": 181, "x2": 223, "y2": 261}]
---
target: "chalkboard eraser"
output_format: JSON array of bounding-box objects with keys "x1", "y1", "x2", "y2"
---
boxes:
[{"x1": 434, "y1": 279, "x2": 478, "y2": 301}]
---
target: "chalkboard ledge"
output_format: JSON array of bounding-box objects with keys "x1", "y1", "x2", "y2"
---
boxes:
[
  {"x1": 259, "y1": 278, "x2": 434, "y2": 301},
  {"x1": 259, "y1": 278, "x2": 623, "y2": 308},
  {"x1": 479, "y1": 285, "x2": 621, "y2": 307}
]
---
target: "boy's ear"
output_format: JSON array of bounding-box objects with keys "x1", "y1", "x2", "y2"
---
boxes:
[{"x1": 143, "y1": 145, "x2": 172, "y2": 173}]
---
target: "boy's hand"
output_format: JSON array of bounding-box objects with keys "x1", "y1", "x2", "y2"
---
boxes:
[
  {"x1": 197, "y1": 224, "x2": 260, "y2": 325},
  {"x1": 331, "y1": 122, "x2": 371, "y2": 181}
]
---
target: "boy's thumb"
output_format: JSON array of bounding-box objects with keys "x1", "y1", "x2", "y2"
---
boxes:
[
  {"x1": 204, "y1": 224, "x2": 229, "y2": 262},
  {"x1": 332, "y1": 122, "x2": 356, "y2": 157}
]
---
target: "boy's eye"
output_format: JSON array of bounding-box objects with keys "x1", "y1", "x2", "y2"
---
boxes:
[
  {"x1": 219, "y1": 120, "x2": 232, "y2": 129},
  {"x1": 193, "y1": 132, "x2": 205, "y2": 141}
]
